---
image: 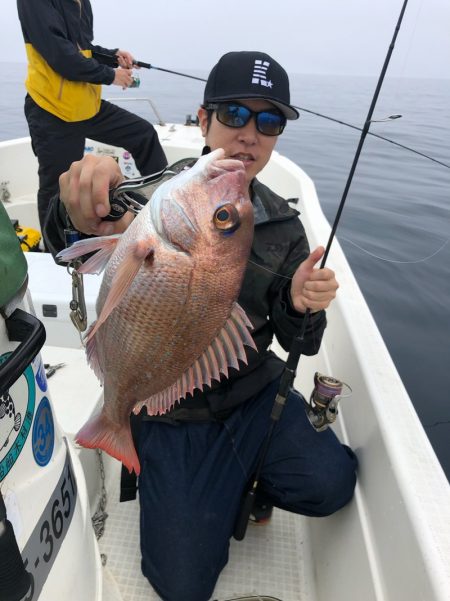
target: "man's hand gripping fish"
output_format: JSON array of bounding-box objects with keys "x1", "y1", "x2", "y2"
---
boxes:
[{"x1": 57, "y1": 149, "x2": 255, "y2": 474}]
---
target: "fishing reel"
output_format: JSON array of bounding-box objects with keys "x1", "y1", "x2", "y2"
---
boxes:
[{"x1": 305, "y1": 372, "x2": 352, "y2": 431}]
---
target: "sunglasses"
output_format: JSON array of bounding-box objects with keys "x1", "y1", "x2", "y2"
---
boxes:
[{"x1": 205, "y1": 102, "x2": 286, "y2": 136}]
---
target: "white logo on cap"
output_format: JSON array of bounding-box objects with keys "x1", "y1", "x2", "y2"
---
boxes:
[{"x1": 251, "y1": 60, "x2": 273, "y2": 88}]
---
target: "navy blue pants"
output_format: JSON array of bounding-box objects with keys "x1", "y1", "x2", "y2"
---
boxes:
[
  {"x1": 24, "y1": 95, "x2": 167, "y2": 231},
  {"x1": 138, "y1": 378, "x2": 357, "y2": 601}
]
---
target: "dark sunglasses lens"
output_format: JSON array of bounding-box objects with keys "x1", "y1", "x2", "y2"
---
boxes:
[
  {"x1": 214, "y1": 103, "x2": 285, "y2": 135},
  {"x1": 217, "y1": 104, "x2": 252, "y2": 128},
  {"x1": 257, "y1": 111, "x2": 285, "y2": 135}
]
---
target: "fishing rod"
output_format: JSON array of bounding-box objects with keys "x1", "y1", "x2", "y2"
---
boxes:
[
  {"x1": 92, "y1": 51, "x2": 207, "y2": 82},
  {"x1": 233, "y1": 0, "x2": 410, "y2": 540},
  {"x1": 93, "y1": 51, "x2": 449, "y2": 171}
]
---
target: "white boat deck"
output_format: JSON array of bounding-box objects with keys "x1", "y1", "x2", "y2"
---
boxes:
[{"x1": 100, "y1": 462, "x2": 314, "y2": 601}]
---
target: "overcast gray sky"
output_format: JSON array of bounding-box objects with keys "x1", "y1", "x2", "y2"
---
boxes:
[{"x1": 2, "y1": 0, "x2": 449, "y2": 78}]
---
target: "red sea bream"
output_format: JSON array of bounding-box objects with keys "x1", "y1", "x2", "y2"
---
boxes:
[{"x1": 57, "y1": 149, "x2": 255, "y2": 473}]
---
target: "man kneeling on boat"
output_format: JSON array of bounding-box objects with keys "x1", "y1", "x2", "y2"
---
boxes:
[{"x1": 44, "y1": 51, "x2": 357, "y2": 601}]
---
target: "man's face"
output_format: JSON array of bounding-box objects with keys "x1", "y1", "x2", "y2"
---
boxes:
[{"x1": 198, "y1": 99, "x2": 280, "y2": 188}]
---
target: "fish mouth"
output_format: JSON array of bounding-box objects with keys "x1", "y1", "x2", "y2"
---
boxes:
[
  {"x1": 206, "y1": 157, "x2": 247, "y2": 181},
  {"x1": 206, "y1": 157, "x2": 248, "y2": 196},
  {"x1": 200, "y1": 148, "x2": 248, "y2": 183}
]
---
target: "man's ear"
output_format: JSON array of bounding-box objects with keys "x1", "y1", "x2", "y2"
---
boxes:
[{"x1": 197, "y1": 107, "x2": 209, "y2": 137}]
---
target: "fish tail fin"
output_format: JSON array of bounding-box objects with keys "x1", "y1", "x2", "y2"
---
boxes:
[{"x1": 76, "y1": 412, "x2": 140, "y2": 475}]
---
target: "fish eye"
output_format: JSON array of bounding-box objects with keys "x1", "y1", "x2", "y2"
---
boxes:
[{"x1": 213, "y1": 204, "x2": 240, "y2": 232}]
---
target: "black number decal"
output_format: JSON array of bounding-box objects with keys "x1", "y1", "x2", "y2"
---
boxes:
[
  {"x1": 67, "y1": 462, "x2": 75, "y2": 495},
  {"x1": 61, "y1": 477, "x2": 71, "y2": 518},
  {"x1": 40, "y1": 520, "x2": 53, "y2": 562},
  {"x1": 51, "y1": 499, "x2": 64, "y2": 539}
]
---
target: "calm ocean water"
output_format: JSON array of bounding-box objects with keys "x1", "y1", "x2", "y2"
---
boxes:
[{"x1": 1, "y1": 63, "x2": 449, "y2": 479}]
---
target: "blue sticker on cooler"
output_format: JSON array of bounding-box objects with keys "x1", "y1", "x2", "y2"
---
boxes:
[
  {"x1": 35, "y1": 359, "x2": 47, "y2": 393},
  {"x1": 32, "y1": 397, "x2": 54, "y2": 467},
  {"x1": 0, "y1": 353, "x2": 36, "y2": 481}
]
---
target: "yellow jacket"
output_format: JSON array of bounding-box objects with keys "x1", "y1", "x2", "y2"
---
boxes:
[{"x1": 18, "y1": 0, "x2": 116, "y2": 122}]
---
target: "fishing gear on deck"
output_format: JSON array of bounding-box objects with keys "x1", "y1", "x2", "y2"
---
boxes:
[
  {"x1": 10, "y1": 219, "x2": 41, "y2": 252},
  {"x1": 44, "y1": 362, "x2": 66, "y2": 379},
  {"x1": 233, "y1": 0, "x2": 410, "y2": 542}
]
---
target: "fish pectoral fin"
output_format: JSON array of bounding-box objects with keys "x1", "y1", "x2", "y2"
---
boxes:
[
  {"x1": 85, "y1": 323, "x2": 103, "y2": 382},
  {"x1": 133, "y1": 302, "x2": 256, "y2": 417},
  {"x1": 86, "y1": 240, "x2": 154, "y2": 341},
  {"x1": 56, "y1": 235, "x2": 122, "y2": 274}
]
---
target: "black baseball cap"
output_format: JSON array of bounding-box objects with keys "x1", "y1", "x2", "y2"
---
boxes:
[{"x1": 204, "y1": 51, "x2": 299, "y2": 120}]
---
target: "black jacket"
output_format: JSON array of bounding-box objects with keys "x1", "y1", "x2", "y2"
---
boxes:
[
  {"x1": 17, "y1": 0, "x2": 117, "y2": 121},
  {"x1": 17, "y1": 0, "x2": 116, "y2": 84}
]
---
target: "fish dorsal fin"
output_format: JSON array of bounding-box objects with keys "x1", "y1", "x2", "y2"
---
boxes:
[
  {"x1": 56, "y1": 235, "x2": 122, "y2": 274},
  {"x1": 86, "y1": 239, "x2": 154, "y2": 342},
  {"x1": 133, "y1": 302, "x2": 256, "y2": 416}
]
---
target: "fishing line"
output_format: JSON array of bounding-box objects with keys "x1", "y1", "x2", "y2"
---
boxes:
[
  {"x1": 250, "y1": 229, "x2": 450, "y2": 274},
  {"x1": 386, "y1": 0, "x2": 424, "y2": 105},
  {"x1": 398, "y1": 0, "x2": 424, "y2": 76},
  {"x1": 339, "y1": 234, "x2": 450, "y2": 264},
  {"x1": 372, "y1": 0, "x2": 423, "y2": 119},
  {"x1": 248, "y1": 260, "x2": 292, "y2": 280}
]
